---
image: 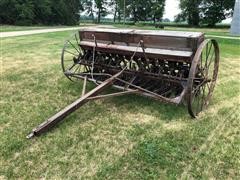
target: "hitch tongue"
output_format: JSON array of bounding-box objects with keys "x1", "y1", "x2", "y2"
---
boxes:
[{"x1": 26, "y1": 70, "x2": 124, "y2": 139}]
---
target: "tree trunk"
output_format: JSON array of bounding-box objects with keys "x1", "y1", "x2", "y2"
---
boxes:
[
  {"x1": 97, "y1": 9, "x2": 100, "y2": 23},
  {"x1": 90, "y1": 9, "x2": 94, "y2": 22},
  {"x1": 133, "y1": 8, "x2": 137, "y2": 23},
  {"x1": 188, "y1": 11, "x2": 199, "y2": 27},
  {"x1": 113, "y1": 6, "x2": 117, "y2": 23},
  {"x1": 117, "y1": 9, "x2": 121, "y2": 22},
  {"x1": 191, "y1": 3, "x2": 200, "y2": 27},
  {"x1": 153, "y1": 16, "x2": 156, "y2": 25}
]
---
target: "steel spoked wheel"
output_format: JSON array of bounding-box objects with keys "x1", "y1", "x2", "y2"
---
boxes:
[
  {"x1": 61, "y1": 32, "x2": 89, "y2": 81},
  {"x1": 187, "y1": 39, "x2": 220, "y2": 118}
]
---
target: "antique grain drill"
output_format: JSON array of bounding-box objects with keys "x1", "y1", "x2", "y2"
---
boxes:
[{"x1": 27, "y1": 28, "x2": 219, "y2": 138}]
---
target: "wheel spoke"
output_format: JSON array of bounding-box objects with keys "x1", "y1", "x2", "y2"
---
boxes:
[
  {"x1": 203, "y1": 43, "x2": 212, "y2": 73},
  {"x1": 67, "y1": 40, "x2": 80, "y2": 53},
  {"x1": 201, "y1": 85, "x2": 206, "y2": 110},
  {"x1": 196, "y1": 90, "x2": 201, "y2": 113},
  {"x1": 205, "y1": 43, "x2": 209, "y2": 68},
  {"x1": 206, "y1": 43, "x2": 213, "y2": 60},
  {"x1": 206, "y1": 82, "x2": 211, "y2": 92},
  {"x1": 64, "y1": 59, "x2": 74, "y2": 62},
  {"x1": 64, "y1": 49, "x2": 78, "y2": 57},
  {"x1": 199, "y1": 65, "x2": 205, "y2": 77},
  {"x1": 75, "y1": 34, "x2": 79, "y2": 45},
  {"x1": 207, "y1": 51, "x2": 215, "y2": 69},
  {"x1": 66, "y1": 63, "x2": 77, "y2": 71},
  {"x1": 193, "y1": 79, "x2": 206, "y2": 92},
  {"x1": 74, "y1": 65, "x2": 81, "y2": 73},
  {"x1": 78, "y1": 64, "x2": 83, "y2": 73},
  {"x1": 85, "y1": 65, "x2": 90, "y2": 72}
]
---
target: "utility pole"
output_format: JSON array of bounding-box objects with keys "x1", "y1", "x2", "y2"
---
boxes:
[
  {"x1": 124, "y1": 0, "x2": 126, "y2": 25},
  {"x1": 230, "y1": 0, "x2": 240, "y2": 35}
]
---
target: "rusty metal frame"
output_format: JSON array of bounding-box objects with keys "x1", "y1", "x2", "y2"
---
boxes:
[{"x1": 27, "y1": 69, "x2": 129, "y2": 138}]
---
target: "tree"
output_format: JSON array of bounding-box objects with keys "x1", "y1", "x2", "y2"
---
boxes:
[
  {"x1": 0, "y1": 0, "x2": 18, "y2": 24},
  {"x1": 65, "y1": 0, "x2": 81, "y2": 25},
  {"x1": 0, "y1": 0, "x2": 35, "y2": 25},
  {"x1": 94, "y1": 0, "x2": 107, "y2": 23},
  {"x1": 126, "y1": 0, "x2": 137, "y2": 22},
  {"x1": 110, "y1": 0, "x2": 124, "y2": 23},
  {"x1": 15, "y1": 0, "x2": 35, "y2": 25},
  {"x1": 163, "y1": 18, "x2": 170, "y2": 22},
  {"x1": 150, "y1": 0, "x2": 166, "y2": 24},
  {"x1": 126, "y1": 0, "x2": 165, "y2": 23},
  {"x1": 201, "y1": 0, "x2": 235, "y2": 27},
  {"x1": 82, "y1": 0, "x2": 94, "y2": 22},
  {"x1": 176, "y1": 0, "x2": 235, "y2": 27},
  {"x1": 176, "y1": 0, "x2": 201, "y2": 26},
  {"x1": 33, "y1": 0, "x2": 52, "y2": 24},
  {"x1": 0, "y1": 0, "x2": 81, "y2": 25}
]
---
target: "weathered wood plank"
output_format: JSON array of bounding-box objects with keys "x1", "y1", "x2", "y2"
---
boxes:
[
  {"x1": 81, "y1": 28, "x2": 204, "y2": 38},
  {"x1": 79, "y1": 28, "x2": 204, "y2": 51},
  {"x1": 80, "y1": 41, "x2": 193, "y2": 61}
]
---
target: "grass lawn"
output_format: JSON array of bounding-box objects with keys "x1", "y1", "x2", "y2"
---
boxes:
[
  {"x1": 0, "y1": 28, "x2": 240, "y2": 179},
  {"x1": 0, "y1": 25, "x2": 79, "y2": 32}
]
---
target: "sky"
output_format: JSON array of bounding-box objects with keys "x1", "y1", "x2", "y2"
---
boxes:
[
  {"x1": 163, "y1": 0, "x2": 181, "y2": 21},
  {"x1": 163, "y1": 0, "x2": 232, "y2": 23}
]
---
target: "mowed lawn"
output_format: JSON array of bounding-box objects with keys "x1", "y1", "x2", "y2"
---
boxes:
[
  {"x1": 0, "y1": 25, "x2": 75, "y2": 32},
  {"x1": 0, "y1": 28, "x2": 240, "y2": 179}
]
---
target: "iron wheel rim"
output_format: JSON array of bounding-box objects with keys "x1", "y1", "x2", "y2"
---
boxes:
[{"x1": 187, "y1": 39, "x2": 220, "y2": 118}]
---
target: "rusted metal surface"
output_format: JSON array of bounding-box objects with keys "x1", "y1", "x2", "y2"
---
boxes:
[
  {"x1": 186, "y1": 39, "x2": 220, "y2": 117},
  {"x1": 27, "y1": 28, "x2": 219, "y2": 138}
]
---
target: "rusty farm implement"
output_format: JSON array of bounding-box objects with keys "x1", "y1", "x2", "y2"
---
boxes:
[{"x1": 27, "y1": 28, "x2": 220, "y2": 138}]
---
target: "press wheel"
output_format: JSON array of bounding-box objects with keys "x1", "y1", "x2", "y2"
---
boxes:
[{"x1": 187, "y1": 39, "x2": 220, "y2": 118}]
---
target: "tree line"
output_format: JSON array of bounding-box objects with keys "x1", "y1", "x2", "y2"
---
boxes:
[
  {"x1": 176, "y1": 0, "x2": 235, "y2": 27},
  {"x1": 82, "y1": 0, "x2": 166, "y2": 24},
  {"x1": 0, "y1": 0, "x2": 235, "y2": 27},
  {"x1": 0, "y1": 0, "x2": 81, "y2": 25}
]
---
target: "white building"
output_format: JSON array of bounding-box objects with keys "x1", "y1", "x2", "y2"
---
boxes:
[{"x1": 230, "y1": 0, "x2": 240, "y2": 35}]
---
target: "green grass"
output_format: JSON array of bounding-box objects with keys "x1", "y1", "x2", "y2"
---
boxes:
[
  {"x1": 1, "y1": 28, "x2": 240, "y2": 179},
  {"x1": 0, "y1": 25, "x2": 78, "y2": 32}
]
